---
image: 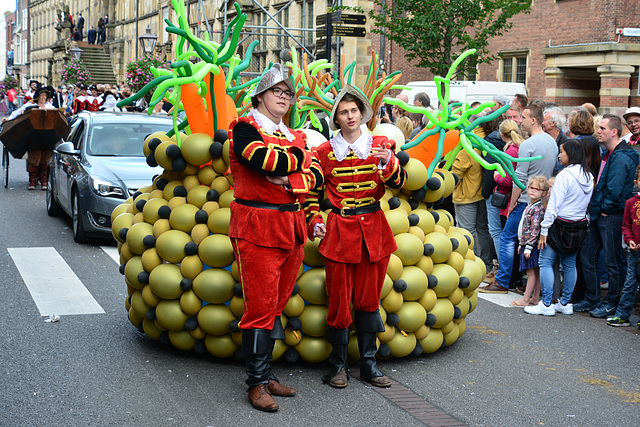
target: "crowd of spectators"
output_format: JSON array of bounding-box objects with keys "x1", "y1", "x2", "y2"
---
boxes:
[{"x1": 377, "y1": 90, "x2": 640, "y2": 327}]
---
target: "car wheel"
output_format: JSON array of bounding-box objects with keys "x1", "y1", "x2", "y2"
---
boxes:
[
  {"x1": 45, "y1": 173, "x2": 61, "y2": 217},
  {"x1": 72, "y1": 190, "x2": 86, "y2": 243}
]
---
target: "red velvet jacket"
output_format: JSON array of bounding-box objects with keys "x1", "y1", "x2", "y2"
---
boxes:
[
  {"x1": 228, "y1": 115, "x2": 322, "y2": 250},
  {"x1": 85, "y1": 96, "x2": 102, "y2": 112},
  {"x1": 308, "y1": 134, "x2": 407, "y2": 263}
]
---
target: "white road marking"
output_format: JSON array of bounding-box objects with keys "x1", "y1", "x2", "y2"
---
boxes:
[
  {"x1": 8, "y1": 247, "x2": 105, "y2": 316},
  {"x1": 101, "y1": 246, "x2": 120, "y2": 264}
]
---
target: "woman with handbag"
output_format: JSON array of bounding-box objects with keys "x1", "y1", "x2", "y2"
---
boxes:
[{"x1": 525, "y1": 139, "x2": 594, "y2": 316}]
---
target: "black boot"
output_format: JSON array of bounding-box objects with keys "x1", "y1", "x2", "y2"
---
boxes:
[
  {"x1": 242, "y1": 329, "x2": 278, "y2": 411},
  {"x1": 266, "y1": 316, "x2": 296, "y2": 397},
  {"x1": 355, "y1": 310, "x2": 391, "y2": 388},
  {"x1": 322, "y1": 326, "x2": 350, "y2": 388}
]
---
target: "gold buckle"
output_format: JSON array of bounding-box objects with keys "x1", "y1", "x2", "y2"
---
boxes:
[
  {"x1": 294, "y1": 203, "x2": 301, "y2": 212},
  {"x1": 340, "y1": 207, "x2": 349, "y2": 217}
]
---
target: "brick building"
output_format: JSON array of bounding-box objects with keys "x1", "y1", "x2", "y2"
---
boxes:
[{"x1": 371, "y1": 0, "x2": 640, "y2": 114}]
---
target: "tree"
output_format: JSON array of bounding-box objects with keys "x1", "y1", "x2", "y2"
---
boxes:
[{"x1": 367, "y1": 0, "x2": 532, "y2": 80}]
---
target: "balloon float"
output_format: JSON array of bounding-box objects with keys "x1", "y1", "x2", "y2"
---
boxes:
[{"x1": 115, "y1": 0, "x2": 539, "y2": 363}]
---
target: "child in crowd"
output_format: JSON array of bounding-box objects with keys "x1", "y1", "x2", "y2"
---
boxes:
[
  {"x1": 607, "y1": 165, "x2": 640, "y2": 327},
  {"x1": 511, "y1": 176, "x2": 549, "y2": 306}
]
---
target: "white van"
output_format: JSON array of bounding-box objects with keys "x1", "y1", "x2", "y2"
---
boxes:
[{"x1": 399, "y1": 81, "x2": 527, "y2": 109}]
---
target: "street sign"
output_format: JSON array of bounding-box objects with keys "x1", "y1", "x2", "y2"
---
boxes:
[
  {"x1": 315, "y1": 38, "x2": 326, "y2": 50},
  {"x1": 335, "y1": 13, "x2": 366, "y2": 26},
  {"x1": 316, "y1": 26, "x2": 326, "y2": 39},
  {"x1": 623, "y1": 28, "x2": 640, "y2": 37},
  {"x1": 316, "y1": 14, "x2": 328, "y2": 27},
  {"x1": 332, "y1": 26, "x2": 366, "y2": 38}
]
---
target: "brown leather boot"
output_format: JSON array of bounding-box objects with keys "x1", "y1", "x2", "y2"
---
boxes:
[
  {"x1": 329, "y1": 368, "x2": 348, "y2": 388},
  {"x1": 267, "y1": 379, "x2": 296, "y2": 397},
  {"x1": 248, "y1": 384, "x2": 278, "y2": 412}
]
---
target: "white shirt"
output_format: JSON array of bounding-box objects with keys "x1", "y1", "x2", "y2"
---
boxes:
[
  {"x1": 249, "y1": 108, "x2": 294, "y2": 142},
  {"x1": 330, "y1": 125, "x2": 372, "y2": 162}
]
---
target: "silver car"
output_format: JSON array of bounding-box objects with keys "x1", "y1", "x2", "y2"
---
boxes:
[{"x1": 46, "y1": 111, "x2": 174, "y2": 242}]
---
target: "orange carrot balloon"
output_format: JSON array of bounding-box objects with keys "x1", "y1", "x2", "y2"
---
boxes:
[
  {"x1": 225, "y1": 94, "x2": 238, "y2": 128},
  {"x1": 406, "y1": 129, "x2": 460, "y2": 169},
  {"x1": 181, "y1": 82, "x2": 210, "y2": 135},
  {"x1": 205, "y1": 66, "x2": 230, "y2": 132}
]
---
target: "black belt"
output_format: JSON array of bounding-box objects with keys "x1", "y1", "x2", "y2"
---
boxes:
[
  {"x1": 234, "y1": 198, "x2": 301, "y2": 212},
  {"x1": 331, "y1": 202, "x2": 381, "y2": 217}
]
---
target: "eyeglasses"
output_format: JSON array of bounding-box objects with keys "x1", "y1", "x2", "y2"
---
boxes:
[{"x1": 269, "y1": 87, "x2": 295, "y2": 100}]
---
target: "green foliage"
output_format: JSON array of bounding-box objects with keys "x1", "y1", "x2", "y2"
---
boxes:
[{"x1": 365, "y1": 0, "x2": 532, "y2": 79}]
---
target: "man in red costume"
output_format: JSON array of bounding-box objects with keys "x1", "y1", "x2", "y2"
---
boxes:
[
  {"x1": 307, "y1": 85, "x2": 407, "y2": 388},
  {"x1": 228, "y1": 63, "x2": 321, "y2": 412},
  {"x1": 85, "y1": 85, "x2": 103, "y2": 111},
  {"x1": 73, "y1": 83, "x2": 88, "y2": 114}
]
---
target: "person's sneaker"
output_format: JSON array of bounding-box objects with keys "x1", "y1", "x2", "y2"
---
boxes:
[
  {"x1": 573, "y1": 300, "x2": 598, "y2": 312},
  {"x1": 554, "y1": 302, "x2": 573, "y2": 315},
  {"x1": 607, "y1": 317, "x2": 630, "y2": 327},
  {"x1": 590, "y1": 305, "x2": 616, "y2": 318},
  {"x1": 524, "y1": 301, "x2": 556, "y2": 316}
]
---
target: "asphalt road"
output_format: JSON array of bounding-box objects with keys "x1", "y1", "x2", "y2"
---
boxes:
[{"x1": 1, "y1": 158, "x2": 639, "y2": 426}]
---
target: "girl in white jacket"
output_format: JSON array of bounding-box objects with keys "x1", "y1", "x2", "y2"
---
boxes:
[{"x1": 525, "y1": 139, "x2": 594, "y2": 316}]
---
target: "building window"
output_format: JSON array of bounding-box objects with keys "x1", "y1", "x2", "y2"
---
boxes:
[
  {"x1": 15, "y1": 35, "x2": 20, "y2": 64},
  {"x1": 23, "y1": 40, "x2": 27, "y2": 64},
  {"x1": 22, "y1": 9, "x2": 27, "y2": 30},
  {"x1": 306, "y1": 0, "x2": 313, "y2": 45},
  {"x1": 501, "y1": 54, "x2": 527, "y2": 84}
]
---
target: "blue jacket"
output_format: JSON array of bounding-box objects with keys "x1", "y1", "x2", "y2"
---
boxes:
[{"x1": 590, "y1": 141, "x2": 639, "y2": 220}]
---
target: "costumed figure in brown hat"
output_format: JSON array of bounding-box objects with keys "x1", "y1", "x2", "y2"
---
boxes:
[
  {"x1": 306, "y1": 85, "x2": 407, "y2": 388},
  {"x1": 4, "y1": 85, "x2": 57, "y2": 190},
  {"x1": 228, "y1": 63, "x2": 322, "y2": 411}
]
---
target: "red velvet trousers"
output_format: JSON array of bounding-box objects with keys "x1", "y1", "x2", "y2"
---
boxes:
[
  {"x1": 232, "y1": 237, "x2": 305, "y2": 330},
  {"x1": 324, "y1": 242, "x2": 390, "y2": 330}
]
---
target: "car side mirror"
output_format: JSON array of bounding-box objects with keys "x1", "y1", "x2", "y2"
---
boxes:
[{"x1": 56, "y1": 140, "x2": 80, "y2": 156}]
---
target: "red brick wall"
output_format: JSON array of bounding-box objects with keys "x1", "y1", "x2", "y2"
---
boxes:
[{"x1": 366, "y1": 0, "x2": 640, "y2": 104}]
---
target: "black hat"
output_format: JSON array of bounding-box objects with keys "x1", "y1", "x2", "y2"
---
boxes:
[
  {"x1": 34, "y1": 85, "x2": 55, "y2": 100},
  {"x1": 89, "y1": 85, "x2": 98, "y2": 91},
  {"x1": 29, "y1": 80, "x2": 39, "y2": 86}
]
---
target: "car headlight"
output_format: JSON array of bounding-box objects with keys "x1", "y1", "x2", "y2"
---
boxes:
[{"x1": 90, "y1": 176, "x2": 125, "y2": 198}]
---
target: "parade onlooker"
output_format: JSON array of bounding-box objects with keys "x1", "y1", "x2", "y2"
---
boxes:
[
  {"x1": 607, "y1": 165, "x2": 640, "y2": 326},
  {"x1": 512, "y1": 176, "x2": 548, "y2": 307},
  {"x1": 623, "y1": 107, "x2": 640, "y2": 146},
  {"x1": 576, "y1": 115, "x2": 639, "y2": 317},
  {"x1": 395, "y1": 116, "x2": 413, "y2": 142},
  {"x1": 452, "y1": 136, "x2": 494, "y2": 275},
  {"x1": 76, "y1": 12, "x2": 84, "y2": 40},
  {"x1": 479, "y1": 101, "x2": 557, "y2": 293},
  {"x1": 87, "y1": 26, "x2": 97, "y2": 44},
  {"x1": 526, "y1": 140, "x2": 594, "y2": 315},
  {"x1": 409, "y1": 112, "x2": 425, "y2": 140},
  {"x1": 413, "y1": 92, "x2": 430, "y2": 109},
  {"x1": 542, "y1": 107, "x2": 569, "y2": 148}
]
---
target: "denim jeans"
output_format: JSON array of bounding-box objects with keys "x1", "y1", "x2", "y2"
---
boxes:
[
  {"x1": 539, "y1": 244, "x2": 577, "y2": 306},
  {"x1": 614, "y1": 249, "x2": 640, "y2": 319},
  {"x1": 495, "y1": 202, "x2": 526, "y2": 289},
  {"x1": 486, "y1": 195, "x2": 502, "y2": 259},
  {"x1": 580, "y1": 214, "x2": 625, "y2": 308},
  {"x1": 454, "y1": 199, "x2": 493, "y2": 268}
]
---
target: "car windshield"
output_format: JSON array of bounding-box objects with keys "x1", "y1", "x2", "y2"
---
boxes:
[{"x1": 87, "y1": 123, "x2": 172, "y2": 157}]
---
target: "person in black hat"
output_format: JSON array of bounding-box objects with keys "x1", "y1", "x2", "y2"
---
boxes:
[
  {"x1": 3, "y1": 85, "x2": 56, "y2": 190},
  {"x1": 86, "y1": 85, "x2": 102, "y2": 111},
  {"x1": 74, "y1": 83, "x2": 88, "y2": 114},
  {"x1": 52, "y1": 85, "x2": 65, "y2": 109},
  {"x1": 24, "y1": 80, "x2": 39, "y2": 102}
]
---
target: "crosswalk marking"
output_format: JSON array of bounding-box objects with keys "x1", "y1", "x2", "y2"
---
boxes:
[
  {"x1": 101, "y1": 246, "x2": 120, "y2": 264},
  {"x1": 8, "y1": 247, "x2": 105, "y2": 316}
]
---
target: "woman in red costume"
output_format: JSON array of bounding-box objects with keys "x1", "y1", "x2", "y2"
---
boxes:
[
  {"x1": 228, "y1": 63, "x2": 322, "y2": 412},
  {"x1": 307, "y1": 85, "x2": 407, "y2": 388}
]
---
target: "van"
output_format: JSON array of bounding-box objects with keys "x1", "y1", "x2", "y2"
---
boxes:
[{"x1": 399, "y1": 81, "x2": 527, "y2": 109}]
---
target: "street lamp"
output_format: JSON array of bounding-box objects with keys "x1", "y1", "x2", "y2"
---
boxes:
[
  {"x1": 69, "y1": 45, "x2": 82, "y2": 59},
  {"x1": 138, "y1": 27, "x2": 158, "y2": 55}
]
